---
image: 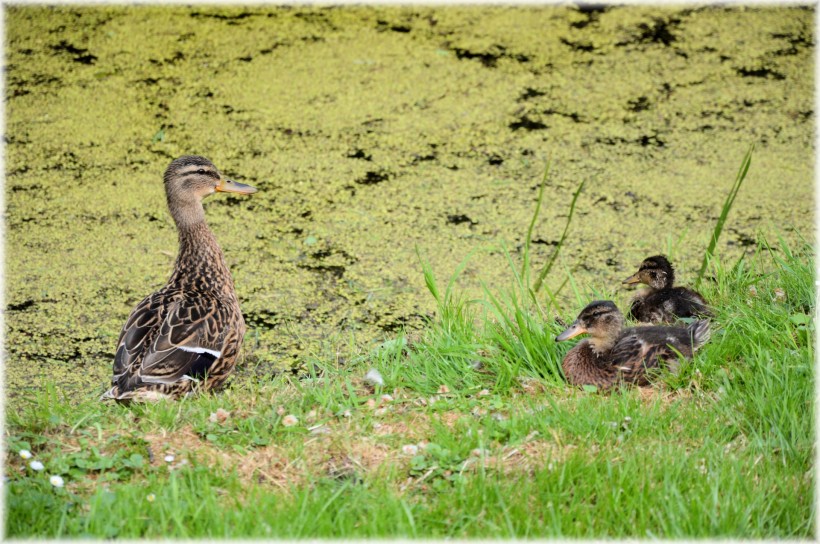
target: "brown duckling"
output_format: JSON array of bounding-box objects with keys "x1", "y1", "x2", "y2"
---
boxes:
[
  {"x1": 555, "y1": 300, "x2": 710, "y2": 389},
  {"x1": 622, "y1": 255, "x2": 711, "y2": 323},
  {"x1": 102, "y1": 155, "x2": 257, "y2": 402}
]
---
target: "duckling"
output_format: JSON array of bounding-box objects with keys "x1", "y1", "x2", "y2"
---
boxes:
[
  {"x1": 102, "y1": 156, "x2": 257, "y2": 402},
  {"x1": 555, "y1": 300, "x2": 710, "y2": 389},
  {"x1": 622, "y1": 255, "x2": 711, "y2": 323}
]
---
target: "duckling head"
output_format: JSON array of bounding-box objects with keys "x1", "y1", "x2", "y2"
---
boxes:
[
  {"x1": 164, "y1": 155, "x2": 257, "y2": 226},
  {"x1": 622, "y1": 255, "x2": 674, "y2": 290},
  {"x1": 555, "y1": 300, "x2": 625, "y2": 354}
]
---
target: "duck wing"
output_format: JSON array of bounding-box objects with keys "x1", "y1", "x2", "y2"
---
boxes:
[
  {"x1": 112, "y1": 292, "x2": 166, "y2": 385},
  {"x1": 138, "y1": 294, "x2": 231, "y2": 385}
]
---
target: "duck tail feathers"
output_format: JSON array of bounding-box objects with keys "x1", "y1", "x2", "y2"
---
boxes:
[{"x1": 687, "y1": 319, "x2": 711, "y2": 350}]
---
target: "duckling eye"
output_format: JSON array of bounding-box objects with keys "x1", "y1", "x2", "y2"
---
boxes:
[{"x1": 197, "y1": 168, "x2": 206, "y2": 175}]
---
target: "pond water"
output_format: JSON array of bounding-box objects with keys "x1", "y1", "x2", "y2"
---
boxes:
[{"x1": 5, "y1": 5, "x2": 814, "y2": 399}]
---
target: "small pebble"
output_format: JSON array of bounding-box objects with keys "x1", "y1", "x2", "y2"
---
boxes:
[
  {"x1": 477, "y1": 389, "x2": 490, "y2": 397},
  {"x1": 438, "y1": 384, "x2": 450, "y2": 394},
  {"x1": 209, "y1": 408, "x2": 230, "y2": 424},
  {"x1": 164, "y1": 455, "x2": 175, "y2": 463},
  {"x1": 282, "y1": 414, "x2": 299, "y2": 427},
  {"x1": 365, "y1": 398, "x2": 377, "y2": 409},
  {"x1": 380, "y1": 394, "x2": 394, "y2": 403},
  {"x1": 364, "y1": 368, "x2": 384, "y2": 387},
  {"x1": 374, "y1": 408, "x2": 388, "y2": 417},
  {"x1": 401, "y1": 444, "x2": 419, "y2": 455}
]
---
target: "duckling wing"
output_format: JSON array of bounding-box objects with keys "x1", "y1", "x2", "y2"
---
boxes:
[
  {"x1": 137, "y1": 295, "x2": 232, "y2": 385},
  {"x1": 609, "y1": 327, "x2": 691, "y2": 383}
]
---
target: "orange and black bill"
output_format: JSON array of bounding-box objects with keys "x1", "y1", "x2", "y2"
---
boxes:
[
  {"x1": 217, "y1": 178, "x2": 257, "y2": 195},
  {"x1": 555, "y1": 321, "x2": 587, "y2": 342}
]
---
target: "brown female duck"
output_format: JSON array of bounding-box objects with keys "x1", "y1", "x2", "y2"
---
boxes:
[
  {"x1": 102, "y1": 156, "x2": 257, "y2": 402},
  {"x1": 555, "y1": 300, "x2": 710, "y2": 389},
  {"x1": 622, "y1": 255, "x2": 711, "y2": 323}
]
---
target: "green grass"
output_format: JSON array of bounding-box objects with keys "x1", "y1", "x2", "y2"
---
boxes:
[
  {"x1": 5, "y1": 149, "x2": 814, "y2": 538},
  {"x1": 5, "y1": 234, "x2": 813, "y2": 538}
]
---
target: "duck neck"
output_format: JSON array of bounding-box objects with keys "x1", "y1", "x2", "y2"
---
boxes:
[
  {"x1": 168, "y1": 206, "x2": 234, "y2": 293},
  {"x1": 587, "y1": 336, "x2": 616, "y2": 356}
]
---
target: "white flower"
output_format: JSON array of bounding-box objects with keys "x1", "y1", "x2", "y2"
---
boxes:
[
  {"x1": 364, "y1": 368, "x2": 384, "y2": 387},
  {"x1": 49, "y1": 475, "x2": 64, "y2": 488},
  {"x1": 19, "y1": 450, "x2": 32, "y2": 460},
  {"x1": 282, "y1": 414, "x2": 299, "y2": 427},
  {"x1": 29, "y1": 460, "x2": 45, "y2": 471},
  {"x1": 164, "y1": 455, "x2": 175, "y2": 463},
  {"x1": 146, "y1": 493, "x2": 156, "y2": 503},
  {"x1": 401, "y1": 444, "x2": 419, "y2": 455}
]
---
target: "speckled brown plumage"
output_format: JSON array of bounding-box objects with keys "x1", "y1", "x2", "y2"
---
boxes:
[
  {"x1": 556, "y1": 300, "x2": 710, "y2": 390},
  {"x1": 623, "y1": 255, "x2": 711, "y2": 323},
  {"x1": 102, "y1": 156, "x2": 257, "y2": 402}
]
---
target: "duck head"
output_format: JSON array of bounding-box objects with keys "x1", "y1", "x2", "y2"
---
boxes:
[
  {"x1": 164, "y1": 155, "x2": 257, "y2": 227},
  {"x1": 622, "y1": 255, "x2": 674, "y2": 290},
  {"x1": 555, "y1": 300, "x2": 625, "y2": 354}
]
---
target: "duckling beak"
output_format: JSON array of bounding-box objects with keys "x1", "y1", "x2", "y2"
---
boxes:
[
  {"x1": 555, "y1": 321, "x2": 587, "y2": 342},
  {"x1": 216, "y1": 178, "x2": 257, "y2": 195},
  {"x1": 622, "y1": 272, "x2": 642, "y2": 286}
]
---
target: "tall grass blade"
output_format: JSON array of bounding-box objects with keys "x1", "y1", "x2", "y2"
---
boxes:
[
  {"x1": 522, "y1": 159, "x2": 551, "y2": 285},
  {"x1": 532, "y1": 180, "x2": 585, "y2": 295},
  {"x1": 696, "y1": 144, "x2": 754, "y2": 287}
]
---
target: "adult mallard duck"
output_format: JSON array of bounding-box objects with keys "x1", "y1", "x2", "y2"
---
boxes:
[
  {"x1": 555, "y1": 300, "x2": 710, "y2": 389},
  {"x1": 622, "y1": 255, "x2": 711, "y2": 323},
  {"x1": 102, "y1": 155, "x2": 257, "y2": 402}
]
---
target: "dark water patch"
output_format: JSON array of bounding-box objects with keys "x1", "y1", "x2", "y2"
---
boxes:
[
  {"x1": 377, "y1": 19, "x2": 412, "y2": 33},
  {"x1": 411, "y1": 152, "x2": 436, "y2": 164},
  {"x1": 509, "y1": 115, "x2": 547, "y2": 131},
  {"x1": 149, "y1": 51, "x2": 185, "y2": 66},
  {"x1": 616, "y1": 17, "x2": 680, "y2": 47},
  {"x1": 347, "y1": 149, "x2": 372, "y2": 161},
  {"x1": 571, "y1": 4, "x2": 607, "y2": 28},
  {"x1": 297, "y1": 263, "x2": 346, "y2": 279},
  {"x1": 50, "y1": 40, "x2": 97, "y2": 64},
  {"x1": 355, "y1": 170, "x2": 391, "y2": 185},
  {"x1": 246, "y1": 309, "x2": 280, "y2": 330},
  {"x1": 451, "y1": 44, "x2": 529, "y2": 68},
  {"x1": 543, "y1": 108, "x2": 584, "y2": 122},
  {"x1": 596, "y1": 133, "x2": 665, "y2": 148},
  {"x1": 447, "y1": 214, "x2": 477, "y2": 227},
  {"x1": 627, "y1": 96, "x2": 651, "y2": 112},
  {"x1": 518, "y1": 87, "x2": 546, "y2": 101},
  {"x1": 377, "y1": 313, "x2": 426, "y2": 332},
  {"x1": 736, "y1": 66, "x2": 786, "y2": 80},
  {"x1": 7, "y1": 73, "x2": 62, "y2": 98},
  {"x1": 532, "y1": 238, "x2": 559, "y2": 246},
  {"x1": 560, "y1": 37, "x2": 595, "y2": 53},
  {"x1": 770, "y1": 31, "x2": 813, "y2": 56},
  {"x1": 8, "y1": 300, "x2": 36, "y2": 312},
  {"x1": 190, "y1": 11, "x2": 257, "y2": 23}
]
